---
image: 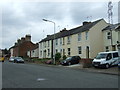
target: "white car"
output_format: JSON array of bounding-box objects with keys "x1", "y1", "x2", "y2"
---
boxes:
[
  {"x1": 9, "y1": 57, "x2": 15, "y2": 62},
  {"x1": 92, "y1": 51, "x2": 119, "y2": 68}
]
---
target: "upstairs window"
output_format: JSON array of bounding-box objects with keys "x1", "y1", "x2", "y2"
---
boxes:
[
  {"x1": 44, "y1": 42, "x2": 46, "y2": 48},
  {"x1": 78, "y1": 33, "x2": 81, "y2": 41},
  {"x1": 60, "y1": 38, "x2": 62, "y2": 45},
  {"x1": 67, "y1": 36, "x2": 71, "y2": 44},
  {"x1": 85, "y1": 31, "x2": 88, "y2": 40},
  {"x1": 107, "y1": 32, "x2": 111, "y2": 39},
  {"x1": 56, "y1": 39, "x2": 58, "y2": 46},
  {"x1": 48, "y1": 41, "x2": 50, "y2": 47}
]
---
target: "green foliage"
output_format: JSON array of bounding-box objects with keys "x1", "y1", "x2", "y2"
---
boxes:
[
  {"x1": 55, "y1": 52, "x2": 61, "y2": 61},
  {"x1": 63, "y1": 55, "x2": 67, "y2": 60}
]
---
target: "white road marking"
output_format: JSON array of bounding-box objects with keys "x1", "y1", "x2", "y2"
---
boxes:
[{"x1": 37, "y1": 78, "x2": 46, "y2": 82}]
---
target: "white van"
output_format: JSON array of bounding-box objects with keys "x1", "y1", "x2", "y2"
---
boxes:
[{"x1": 92, "y1": 51, "x2": 119, "y2": 68}]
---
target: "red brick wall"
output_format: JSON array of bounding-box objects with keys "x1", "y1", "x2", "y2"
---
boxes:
[
  {"x1": 19, "y1": 41, "x2": 35, "y2": 57},
  {"x1": 13, "y1": 41, "x2": 36, "y2": 57}
]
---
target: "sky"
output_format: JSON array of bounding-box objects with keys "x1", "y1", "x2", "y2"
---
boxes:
[{"x1": 0, "y1": 0, "x2": 119, "y2": 49}]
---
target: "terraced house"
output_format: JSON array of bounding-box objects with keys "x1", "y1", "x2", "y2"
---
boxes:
[
  {"x1": 39, "y1": 19, "x2": 109, "y2": 59},
  {"x1": 102, "y1": 23, "x2": 120, "y2": 51}
]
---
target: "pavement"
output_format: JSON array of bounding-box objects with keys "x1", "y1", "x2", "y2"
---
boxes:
[
  {"x1": 61, "y1": 64, "x2": 119, "y2": 75},
  {"x1": 26, "y1": 61, "x2": 119, "y2": 75}
]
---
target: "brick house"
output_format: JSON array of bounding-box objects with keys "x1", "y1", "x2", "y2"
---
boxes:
[{"x1": 10, "y1": 35, "x2": 36, "y2": 58}]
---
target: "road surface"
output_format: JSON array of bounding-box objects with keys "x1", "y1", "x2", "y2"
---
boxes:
[{"x1": 2, "y1": 61, "x2": 118, "y2": 88}]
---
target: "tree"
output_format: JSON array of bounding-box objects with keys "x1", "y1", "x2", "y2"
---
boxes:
[
  {"x1": 63, "y1": 55, "x2": 67, "y2": 60},
  {"x1": 55, "y1": 52, "x2": 61, "y2": 61}
]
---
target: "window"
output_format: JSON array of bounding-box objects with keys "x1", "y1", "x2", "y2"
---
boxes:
[
  {"x1": 60, "y1": 49, "x2": 62, "y2": 54},
  {"x1": 60, "y1": 38, "x2": 62, "y2": 45},
  {"x1": 78, "y1": 33, "x2": 81, "y2": 41},
  {"x1": 48, "y1": 49, "x2": 50, "y2": 56},
  {"x1": 106, "y1": 53, "x2": 112, "y2": 60},
  {"x1": 56, "y1": 49, "x2": 58, "y2": 53},
  {"x1": 63, "y1": 37, "x2": 65, "y2": 45},
  {"x1": 63, "y1": 49, "x2": 65, "y2": 55},
  {"x1": 67, "y1": 36, "x2": 71, "y2": 44},
  {"x1": 40, "y1": 51, "x2": 42, "y2": 57},
  {"x1": 106, "y1": 46, "x2": 109, "y2": 52},
  {"x1": 40, "y1": 43, "x2": 42, "y2": 48},
  {"x1": 56, "y1": 39, "x2": 58, "y2": 46},
  {"x1": 68, "y1": 48, "x2": 71, "y2": 56},
  {"x1": 85, "y1": 31, "x2": 88, "y2": 40},
  {"x1": 44, "y1": 42, "x2": 46, "y2": 48},
  {"x1": 78, "y1": 46, "x2": 82, "y2": 54},
  {"x1": 113, "y1": 52, "x2": 119, "y2": 58},
  {"x1": 48, "y1": 41, "x2": 50, "y2": 47},
  {"x1": 107, "y1": 32, "x2": 111, "y2": 39}
]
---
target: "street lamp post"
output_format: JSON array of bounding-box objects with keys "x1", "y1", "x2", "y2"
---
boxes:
[{"x1": 42, "y1": 19, "x2": 56, "y2": 64}]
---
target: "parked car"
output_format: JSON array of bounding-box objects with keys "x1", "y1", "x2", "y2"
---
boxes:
[
  {"x1": 61, "y1": 56, "x2": 81, "y2": 66},
  {"x1": 92, "y1": 51, "x2": 119, "y2": 68},
  {"x1": 14, "y1": 57, "x2": 24, "y2": 63},
  {"x1": 45, "y1": 60, "x2": 52, "y2": 64},
  {"x1": 9, "y1": 57, "x2": 15, "y2": 62},
  {"x1": 0, "y1": 57, "x2": 5, "y2": 62},
  {"x1": 118, "y1": 62, "x2": 120, "y2": 69}
]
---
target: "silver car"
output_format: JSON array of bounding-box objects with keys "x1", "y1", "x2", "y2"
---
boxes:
[{"x1": 9, "y1": 57, "x2": 15, "y2": 62}]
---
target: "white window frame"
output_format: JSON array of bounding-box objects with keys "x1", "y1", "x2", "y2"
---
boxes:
[
  {"x1": 60, "y1": 38, "x2": 62, "y2": 45},
  {"x1": 107, "y1": 32, "x2": 111, "y2": 39},
  {"x1": 56, "y1": 39, "x2": 58, "y2": 46},
  {"x1": 67, "y1": 36, "x2": 71, "y2": 44},
  {"x1": 68, "y1": 48, "x2": 71, "y2": 56},
  {"x1": 85, "y1": 31, "x2": 88, "y2": 40},
  {"x1": 78, "y1": 46, "x2": 82, "y2": 54},
  {"x1": 78, "y1": 33, "x2": 81, "y2": 41}
]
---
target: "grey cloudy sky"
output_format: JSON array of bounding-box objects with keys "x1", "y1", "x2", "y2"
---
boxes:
[{"x1": 0, "y1": 0, "x2": 119, "y2": 49}]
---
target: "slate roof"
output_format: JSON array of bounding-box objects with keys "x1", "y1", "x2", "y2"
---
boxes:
[
  {"x1": 39, "y1": 19, "x2": 104, "y2": 43},
  {"x1": 102, "y1": 23, "x2": 120, "y2": 31}
]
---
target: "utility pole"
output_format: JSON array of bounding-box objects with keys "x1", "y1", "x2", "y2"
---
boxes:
[{"x1": 42, "y1": 19, "x2": 56, "y2": 64}]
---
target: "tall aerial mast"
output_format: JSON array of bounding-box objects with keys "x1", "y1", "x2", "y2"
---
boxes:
[{"x1": 108, "y1": 1, "x2": 113, "y2": 24}]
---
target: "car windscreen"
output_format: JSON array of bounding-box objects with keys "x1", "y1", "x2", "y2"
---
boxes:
[
  {"x1": 15, "y1": 57, "x2": 22, "y2": 59},
  {"x1": 65, "y1": 57, "x2": 72, "y2": 61},
  {"x1": 95, "y1": 53, "x2": 108, "y2": 59}
]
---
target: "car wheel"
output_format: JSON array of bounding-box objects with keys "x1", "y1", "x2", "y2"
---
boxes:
[
  {"x1": 105, "y1": 64, "x2": 109, "y2": 69},
  {"x1": 68, "y1": 62, "x2": 71, "y2": 66}
]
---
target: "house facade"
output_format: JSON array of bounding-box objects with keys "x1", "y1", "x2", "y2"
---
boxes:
[
  {"x1": 39, "y1": 19, "x2": 108, "y2": 59},
  {"x1": 102, "y1": 23, "x2": 120, "y2": 52},
  {"x1": 10, "y1": 35, "x2": 36, "y2": 58},
  {"x1": 27, "y1": 43, "x2": 39, "y2": 58}
]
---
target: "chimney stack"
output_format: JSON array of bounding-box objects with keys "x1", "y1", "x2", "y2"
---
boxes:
[
  {"x1": 83, "y1": 21, "x2": 91, "y2": 26},
  {"x1": 14, "y1": 42, "x2": 17, "y2": 46},
  {"x1": 25, "y1": 34, "x2": 31, "y2": 41},
  {"x1": 17, "y1": 39, "x2": 21, "y2": 44},
  {"x1": 21, "y1": 37, "x2": 25, "y2": 43}
]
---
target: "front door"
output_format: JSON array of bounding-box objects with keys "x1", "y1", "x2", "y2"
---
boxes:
[{"x1": 86, "y1": 46, "x2": 89, "y2": 59}]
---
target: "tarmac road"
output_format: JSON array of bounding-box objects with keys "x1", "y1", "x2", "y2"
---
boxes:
[{"x1": 2, "y1": 61, "x2": 119, "y2": 88}]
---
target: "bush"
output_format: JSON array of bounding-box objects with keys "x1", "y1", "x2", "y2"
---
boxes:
[
  {"x1": 55, "y1": 52, "x2": 61, "y2": 61},
  {"x1": 63, "y1": 55, "x2": 67, "y2": 60}
]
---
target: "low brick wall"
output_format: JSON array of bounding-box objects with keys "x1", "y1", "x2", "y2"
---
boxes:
[{"x1": 80, "y1": 58, "x2": 93, "y2": 68}]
